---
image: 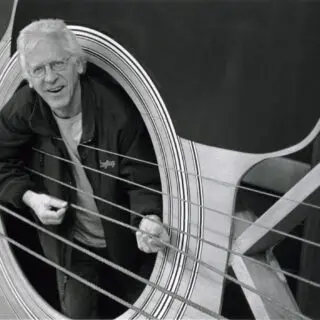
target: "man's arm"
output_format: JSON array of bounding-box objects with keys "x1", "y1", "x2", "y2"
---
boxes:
[
  {"x1": 0, "y1": 89, "x2": 36, "y2": 208},
  {"x1": 0, "y1": 89, "x2": 68, "y2": 224}
]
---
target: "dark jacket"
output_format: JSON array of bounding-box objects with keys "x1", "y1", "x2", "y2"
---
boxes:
[{"x1": 0, "y1": 75, "x2": 162, "y2": 272}]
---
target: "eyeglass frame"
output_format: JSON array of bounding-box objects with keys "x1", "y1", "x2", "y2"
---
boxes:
[{"x1": 27, "y1": 55, "x2": 72, "y2": 79}]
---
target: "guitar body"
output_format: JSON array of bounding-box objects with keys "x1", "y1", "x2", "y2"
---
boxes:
[{"x1": 0, "y1": 1, "x2": 319, "y2": 319}]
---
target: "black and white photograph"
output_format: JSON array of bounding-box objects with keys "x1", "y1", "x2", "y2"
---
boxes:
[{"x1": 0, "y1": 0, "x2": 319, "y2": 319}]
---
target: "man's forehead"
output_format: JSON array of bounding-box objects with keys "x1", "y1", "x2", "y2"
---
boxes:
[{"x1": 25, "y1": 37, "x2": 68, "y2": 65}]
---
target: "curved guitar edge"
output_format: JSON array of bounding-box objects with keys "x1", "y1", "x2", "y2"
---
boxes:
[
  {"x1": 261, "y1": 117, "x2": 320, "y2": 159},
  {"x1": 0, "y1": 0, "x2": 18, "y2": 75},
  {"x1": 200, "y1": 118, "x2": 320, "y2": 160}
]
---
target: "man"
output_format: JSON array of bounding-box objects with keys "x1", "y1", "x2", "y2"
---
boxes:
[{"x1": 0, "y1": 19, "x2": 168, "y2": 318}]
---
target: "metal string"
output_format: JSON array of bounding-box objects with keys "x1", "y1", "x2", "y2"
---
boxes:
[
  {"x1": 70, "y1": 204, "x2": 320, "y2": 290},
  {"x1": 0, "y1": 202, "x2": 311, "y2": 320},
  {"x1": 0, "y1": 232, "x2": 158, "y2": 320},
  {"x1": 23, "y1": 168, "x2": 314, "y2": 320},
  {"x1": 26, "y1": 166, "x2": 320, "y2": 287},
  {"x1": 0, "y1": 203, "x2": 226, "y2": 320},
  {"x1": 31, "y1": 149, "x2": 320, "y2": 252},
  {"x1": 54, "y1": 137, "x2": 320, "y2": 211}
]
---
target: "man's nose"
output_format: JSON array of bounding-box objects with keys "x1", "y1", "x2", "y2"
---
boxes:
[{"x1": 44, "y1": 65, "x2": 58, "y2": 82}]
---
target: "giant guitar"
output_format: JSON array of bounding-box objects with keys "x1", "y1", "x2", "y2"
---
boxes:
[{"x1": 0, "y1": 1, "x2": 319, "y2": 319}]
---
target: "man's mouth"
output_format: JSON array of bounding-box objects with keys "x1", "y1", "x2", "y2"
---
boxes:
[{"x1": 47, "y1": 86, "x2": 64, "y2": 94}]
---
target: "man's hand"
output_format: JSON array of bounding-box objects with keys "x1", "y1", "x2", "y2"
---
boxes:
[
  {"x1": 22, "y1": 190, "x2": 68, "y2": 225},
  {"x1": 136, "y1": 215, "x2": 169, "y2": 253}
]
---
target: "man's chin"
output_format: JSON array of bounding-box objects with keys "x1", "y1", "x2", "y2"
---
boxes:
[
  {"x1": 49, "y1": 105, "x2": 69, "y2": 115},
  {"x1": 45, "y1": 98, "x2": 69, "y2": 111}
]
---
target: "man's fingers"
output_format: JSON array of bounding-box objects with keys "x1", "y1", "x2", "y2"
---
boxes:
[
  {"x1": 136, "y1": 229, "x2": 169, "y2": 253},
  {"x1": 56, "y1": 206, "x2": 67, "y2": 215},
  {"x1": 140, "y1": 219, "x2": 161, "y2": 234},
  {"x1": 147, "y1": 239, "x2": 164, "y2": 251},
  {"x1": 137, "y1": 237, "x2": 153, "y2": 253},
  {"x1": 42, "y1": 207, "x2": 67, "y2": 219},
  {"x1": 55, "y1": 207, "x2": 67, "y2": 221},
  {"x1": 147, "y1": 235, "x2": 167, "y2": 251},
  {"x1": 40, "y1": 208, "x2": 66, "y2": 225},
  {"x1": 137, "y1": 215, "x2": 170, "y2": 253},
  {"x1": 160, "y1": 229, "x2": 170, "y2": 243},
  {"x1": 136, "y1": 232, "x2": 151, "y2": 252},
  {"x1": 47, "y1": 196, "x2": 68, "y2": 209}
]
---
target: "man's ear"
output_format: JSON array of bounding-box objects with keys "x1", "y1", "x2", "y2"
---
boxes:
[
  {"x1": 23, "y1": 71, "x2": 33, "y2": 88},
  {"x1": 21, "y1": 70, "x2": 31, "y2": 88},
  {"x1": 76, "y1": 58, "x2": 84, "y2": 74}
]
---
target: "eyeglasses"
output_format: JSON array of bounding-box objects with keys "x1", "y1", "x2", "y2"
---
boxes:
[{"x1": 28, "y1": 56, "x2": 71, "y2": 78}]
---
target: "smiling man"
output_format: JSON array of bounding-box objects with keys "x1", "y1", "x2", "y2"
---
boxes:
[{"x1": 0, "y1": 19, "x2": 168, "y2": 319}]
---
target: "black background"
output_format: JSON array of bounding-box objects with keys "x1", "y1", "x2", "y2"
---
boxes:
[{"x1": 9, "y1": 0, "x2": 320, "y2": 157}]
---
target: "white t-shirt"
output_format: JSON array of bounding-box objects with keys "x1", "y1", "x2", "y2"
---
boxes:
[{"x1": 54, "y1": 112, "x2": 106, "y2": 248}]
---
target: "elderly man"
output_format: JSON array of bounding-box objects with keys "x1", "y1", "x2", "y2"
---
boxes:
[{"x1": 0, "y1": 19, "x2": 168, "y2": 318}]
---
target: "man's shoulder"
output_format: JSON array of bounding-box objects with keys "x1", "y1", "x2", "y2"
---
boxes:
[{"x1": 2, "y1": 83, "x2": 35, "y2": 117}]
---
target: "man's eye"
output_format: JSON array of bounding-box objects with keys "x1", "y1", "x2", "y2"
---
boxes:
[
  {"x1": 32, "y1": 66, "x2": 44, "y2": 75},
  {"x1": 52, "y1": 61, "x2": 65, "y2": 70}
]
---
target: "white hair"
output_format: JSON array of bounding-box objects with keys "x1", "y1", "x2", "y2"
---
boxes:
[{"x1": 17, "y1": 19, "x2": 87, "y2": 78}]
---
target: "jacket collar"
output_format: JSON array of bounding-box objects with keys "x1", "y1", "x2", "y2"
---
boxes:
[{"x1": 28, "y1": 75, "x2": 96, "y2": 142}]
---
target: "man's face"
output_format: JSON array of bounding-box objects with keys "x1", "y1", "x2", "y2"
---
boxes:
[{"x1": 25, "y1": 37, "x2": 83, "y2": 112}]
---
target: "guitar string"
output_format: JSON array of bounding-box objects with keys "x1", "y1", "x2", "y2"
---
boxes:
[
  {"x1": 26, "y1": 166, "x2": 320, "y2": 288},
  {"x1": 72, "y1": 202, "x2": 320, "y2": 289},
  {"x1": 36, "y1": 145, "x2": 320, "y2": 212},
  {"x1": 27, "y1": 168, "x2": 320, "y2": 287},
  {"x1": 23, "y1": 169, "x2": 316, "y2": 320},
  {"x1": 31, "y1": 149, "x2": 320, "y2": 252},
  {"x1": 0, "y1": 203, "x2": 226, "y2": 320},
  {"x1": 0, "y1": 203, "x2": 311, "y2": 320},
  {"x1": 54, "y1": 137, "x2": 320, "y2": 211},
  {"x1": 0, "y1": 232, "x2": 159, "y2": 320}
]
